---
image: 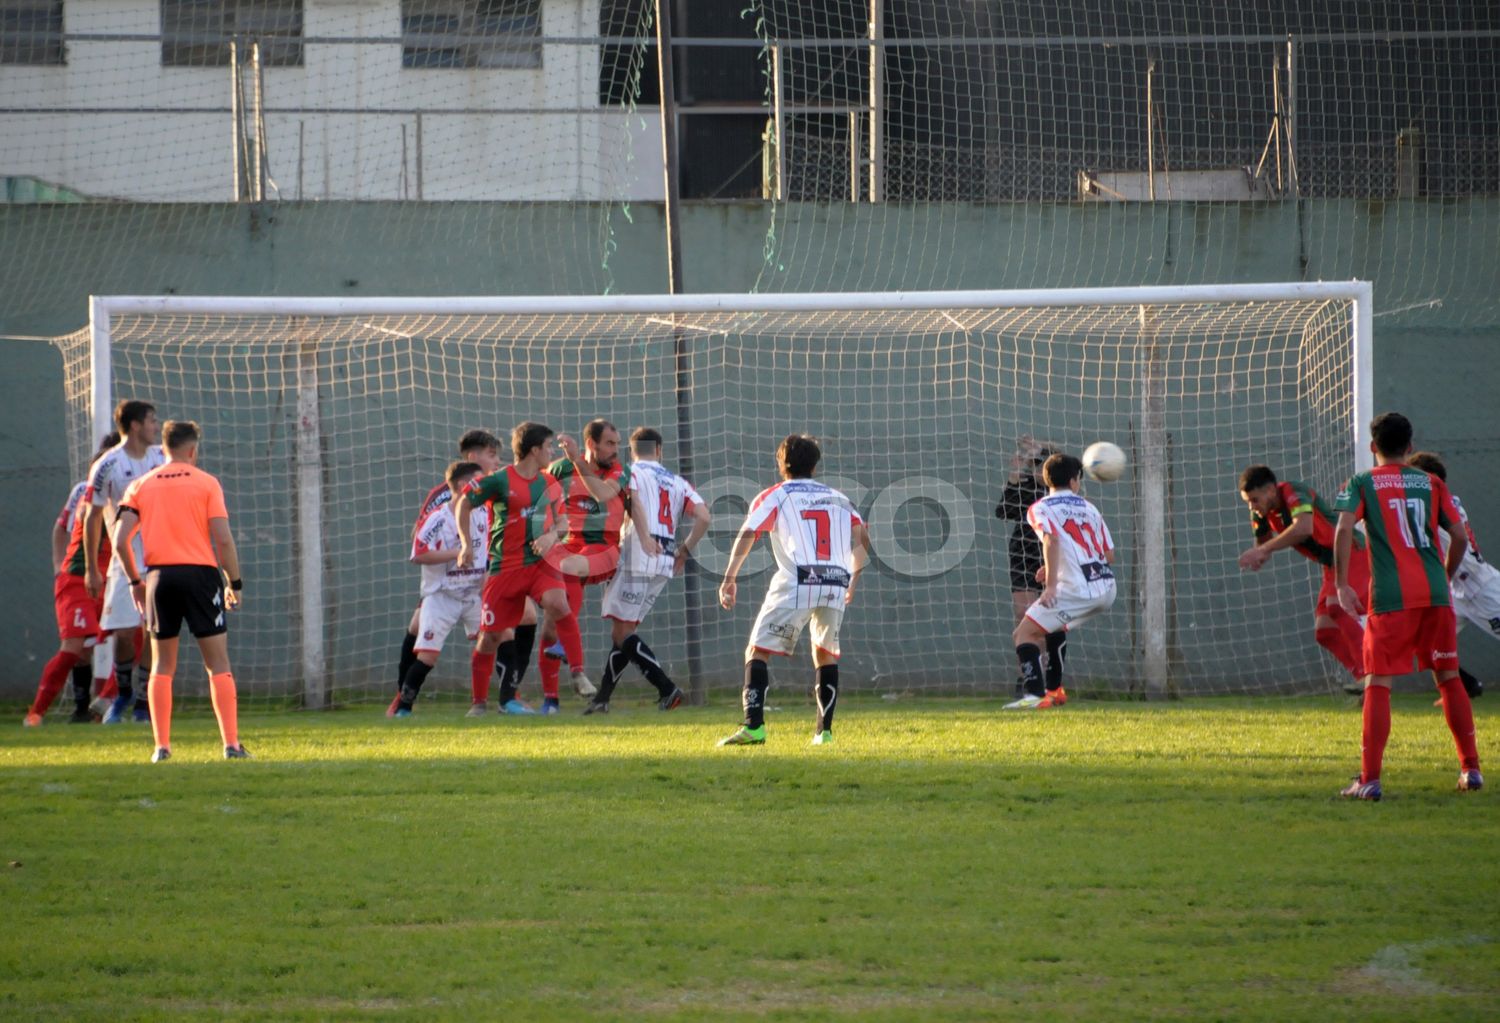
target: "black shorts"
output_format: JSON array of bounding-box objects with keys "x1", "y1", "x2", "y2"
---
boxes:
[
  {"x1": 144, "y1": 565, "x2": 227, "y2": 640},
  {"x1": 1008, "y1": 545, "x2": 1044, "y2": 593}
]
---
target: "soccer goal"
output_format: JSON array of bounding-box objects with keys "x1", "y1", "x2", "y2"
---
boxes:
[{"x1": 58, "y1": 283, "x2": 1372, "y2": 705}]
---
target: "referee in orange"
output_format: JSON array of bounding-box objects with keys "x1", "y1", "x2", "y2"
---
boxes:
[{"x1": 111, "y1": 420, "x2": 249, "y2": 762}]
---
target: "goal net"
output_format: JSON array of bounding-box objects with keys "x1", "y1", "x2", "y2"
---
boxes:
[{"x1": 56, "y1": 283, "x2": 1371, "y2": 705}]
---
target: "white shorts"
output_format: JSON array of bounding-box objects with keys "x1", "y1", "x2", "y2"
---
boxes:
[
  {"x1": 1024, "y1": 583, "x2": 1116, "y2": 635},
  {"x1": 99, "y1": 560, "x2": 143, "y2": 630},
  {"x1": 1454, "y1": 577, "x2": 1500, "y2": 640},
  {"x1": 91, "y1": 634, "x2": 115, "y2": 676},
  {"x1": 600, "y1": 570, "x2": 671, "y2": 624},
  {"x1": 414, "y1": 589, "x2": 483, "y2": 656},
  {"x1": 747, "y1": 599, "x2": 845, "y2": 660}
]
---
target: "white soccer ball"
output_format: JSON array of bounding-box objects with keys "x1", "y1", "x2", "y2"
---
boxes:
[{"x1": 1082, "y1": 441, "x2": 1127, "y2": 482}]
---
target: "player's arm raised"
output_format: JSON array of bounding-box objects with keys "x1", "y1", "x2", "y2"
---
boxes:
[
  {"x1": 557, "y1": 433, "x2": 624, "y2": 505},
  {"x1": 674, "y1": 501, "x2": 711, "y2": 576}
]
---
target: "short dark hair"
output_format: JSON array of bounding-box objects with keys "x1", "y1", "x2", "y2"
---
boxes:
[
  {"x1": 446, "y1": 460, "x2": 482, "y2": 493},
  {"x1": 1239, "y1": 464, "x2": 1278, "y2": 492},
  {"x1": 457, "y1": 429, "x2": 501, "y2": 456},
  {"x1": 777, "y1": 434, "x2": 821, "y2": 479},
  {"x1": 1370, "y1": 412, "x2": 1414, "y2": 458},
  {"x1": 1408, "y1": 450, "x2": 1447, "y2": 481},
  {"x1": 162, "y1": 420, "x2": 201, "y2": 452},
  {"x1": 630, "y1": 427, "x2": 663, "y2": 454},
  {"x1": 1042, "y1": 452, "x2": 1083, "y2": 489},
  {"x1": 512, "y1": 421, "x2": 553, "y2": 460},
  {"x1": 115, "y1": 400, "x2": 155, "y2": 433},
  {"x1": 584, "y1": 419, "x2": 617, "y2": 445}
]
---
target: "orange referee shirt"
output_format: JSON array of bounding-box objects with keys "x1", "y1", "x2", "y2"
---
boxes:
[{"x1": 119, "y1": 462, "x2": 229, "y2": 568}]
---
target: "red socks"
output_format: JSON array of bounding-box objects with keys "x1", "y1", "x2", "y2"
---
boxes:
[
  {"x1": 554, "y1": 612, "x2": 585, "y2": 674},
  {"x1": 1360, "y1": 684, "x2": 1391, "y2": 784},
  {"x1": 1437, "y1": 678, "x2": 1481, "y2": 772},
  {"x1": 470, "y1": 650, "x2": 495, "y2": 703},
  {"x1": 1316, "y1": 624, "x2": 1362, "y2": 678},
  {"x1": 30, "y1": 650, "x2": 81, "y2": 717},
  {"x1": 539, "y1": 649, "x2": 561, "y2": 700}
]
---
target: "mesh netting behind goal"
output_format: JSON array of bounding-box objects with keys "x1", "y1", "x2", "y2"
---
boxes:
[{"x1": 57, "y1": 289, "x2": 1362, "y2": 704}]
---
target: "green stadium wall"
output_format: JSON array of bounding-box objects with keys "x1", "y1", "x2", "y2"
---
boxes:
[{"x1": 2, "y1": 198, "x2": 1497, "y2": 697}]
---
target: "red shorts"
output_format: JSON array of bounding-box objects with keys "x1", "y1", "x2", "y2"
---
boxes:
[
  {"x1": 549, "y1": 540, "x2": 620, "y2": 587},
  {"x1": 54, "y1": 572, "x2": 101, "y2": 640},
  {"x1": 1315, "y1": 550, "x2": 1371, "y2": 619},
  {"x1": 480, "y1": 564, "x2": 564, "y2": 635},
  {"x1": 1363, "y1": 605, "x2": 1459, "y2": 677}
]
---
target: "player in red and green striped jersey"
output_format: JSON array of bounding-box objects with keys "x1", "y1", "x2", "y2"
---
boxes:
[
  {"x1": 1238, "y1": 466, "x2": 1371, "y2": 685},
  {"x1": 532, "y1": 419, "x2": 634, "y2": 711},
  {"x1": 1332, "y1": 412, "x2": 1482, "y2": 800},
  {"x1": 456, "y1": 422, "x2": 572, "y2": 715}
]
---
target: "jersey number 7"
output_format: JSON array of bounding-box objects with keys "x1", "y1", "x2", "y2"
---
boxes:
[{"x1": 800, "y1": 509, "x2": 832, "y2": 560}]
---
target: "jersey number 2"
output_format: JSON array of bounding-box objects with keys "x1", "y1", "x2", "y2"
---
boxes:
[{"x1": 800, "y1": 509, "x2": 832, "y2": 560}]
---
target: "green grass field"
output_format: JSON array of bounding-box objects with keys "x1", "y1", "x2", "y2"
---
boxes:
[{"x1": 3, "y1": 694, "x2": 1498, "y2": 1021}]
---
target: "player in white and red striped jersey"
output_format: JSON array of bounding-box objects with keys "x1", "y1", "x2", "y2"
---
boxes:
[
  {"x1": 582, "y1": 427, "x2": 711, "y2": 714},
  {"x1": 387, "y1": 430, "x2": 515, "y2": 717},
  {"x1": 717, "y1": 434, "x2": 870, "y2": 747},
  {"x1": 1004, "y1": 452, "x2": 1117, "y2": 710},
  {"x1": 1409, "y1": 452, "x2": 1491, "y2": 701},
  {"x1": 82, "y1": 401, "x2": 164, "y2": 724},
  {"x1": 390, "y1": 461, "x2": 492, "y2": 716}
]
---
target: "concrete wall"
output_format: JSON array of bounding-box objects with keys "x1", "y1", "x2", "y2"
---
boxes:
[{"x1": 2, "y1": 197, "x2": 1497, "y2": 698}]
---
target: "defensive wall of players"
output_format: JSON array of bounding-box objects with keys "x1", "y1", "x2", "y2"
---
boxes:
[{"x1": 2, "y1": 197, "x2": 1497, "y2": 694}]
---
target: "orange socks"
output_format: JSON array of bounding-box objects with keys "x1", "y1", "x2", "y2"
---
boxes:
[
  {"x1": 209, "y1": 672, "x2": 239, "y2": 749},
  {"x1": 148, "y1": 672, "x2": 173, "y2": 750}
]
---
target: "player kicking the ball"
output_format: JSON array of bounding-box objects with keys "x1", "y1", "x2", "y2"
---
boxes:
[
  {"x1": 391, "y1": 461, "x2": 491, "y2": 716},
  {"x1": 1004, "y1": 452, "x2": 1116, "y2": 710},
  {"x1": 1334, "y1": 413, "x2": 1481, "y2": 800},
  {"x1": 582, "y1": 427, "x2": 710, "y2": 714},
  {"x1": 717, "y1": 434, "x2": 869, "y2": 747}
]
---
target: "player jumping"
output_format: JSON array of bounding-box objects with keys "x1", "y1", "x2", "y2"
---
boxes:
[
  {"x1": 1333, "y1": 412, "x2": 1481, "y2": 800},
  {"x1": 717, "y1": 434, "x2": 869, "y2": 747},
  {"x1": 582, "y1": 427, "x2": 710, "y2": 714},
  {"x1": 1238, "y1": 465, "x2": 1370, "y2": 687},
  {"x1": 1004, "y1": 452, "x2": 1117, "y2": 709}
]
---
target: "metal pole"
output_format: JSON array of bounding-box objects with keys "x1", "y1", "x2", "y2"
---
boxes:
[
  {"x1": 1145, "y1": 58, "x2": 1156, "y2": 200},
  {"x1": 868, "y1": 0, "x2": 883, "y2": 201},
  {"x1": 771, "y1": 43, "x2": 785, "y2": 202},
  {"x1": 230, "y1": 39, "x2": 243, "y2": 200},
  {"x1": 654, "y1": 0, "x2": 704, "y2": 703},
  {"x1": 1285, "y1": 34, "x2": 1299, "y2": 197},
  {"x1": 1138, "y1": 305, "x2": 1169, "y2": 696},
  {"x1": 251, "y1": 40, "x2": 265, "y2": 202},
  {"x1": 849, "y1": 110, "x2": 862, "y2": 201},
  {"x1": 295, "y1": 329, "x2": 327, "y2": 708}
]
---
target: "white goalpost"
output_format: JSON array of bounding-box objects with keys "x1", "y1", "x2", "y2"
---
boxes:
[{"x1": 63, "y1": 282, "x2": 1373, "y2": 705}]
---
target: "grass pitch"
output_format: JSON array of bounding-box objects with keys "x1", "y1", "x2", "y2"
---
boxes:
[{"x1": 3, "y1": 694, "x2": 1498, "y2": 1021}]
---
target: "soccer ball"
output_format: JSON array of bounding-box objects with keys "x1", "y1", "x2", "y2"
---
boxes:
[{"x1": 1082, "y1": 442, "x2": 1127, "y2": 482}]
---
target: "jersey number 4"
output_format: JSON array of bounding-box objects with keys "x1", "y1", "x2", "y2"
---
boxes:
[
  {"x1": 657, "y1": 487, "x2": 675, "y2": 531},
  {"x1": 800, "y1": 509, "x2": 832, "y2": 560}
]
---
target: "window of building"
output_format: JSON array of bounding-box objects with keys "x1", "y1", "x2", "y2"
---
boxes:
[
  {"x1": 1, "y1": 0, "x2": 65, "y2": 65},
  {"x1": 161, "y1": 0, "x2": 304, "y2": 68},
  {"x1": 402, "y1": 0, "x2": 542, "y2": 70}
]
